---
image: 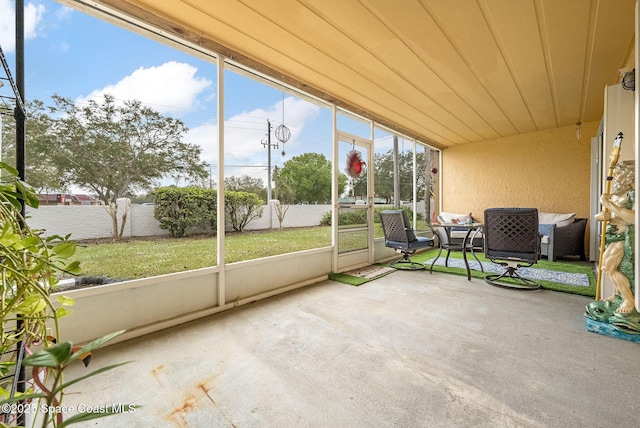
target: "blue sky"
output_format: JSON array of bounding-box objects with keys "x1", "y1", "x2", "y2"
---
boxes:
[
  {"x1": 0, "y1": 0, "x2": 343, "y2": 185},
  {"x1": 0, "y1": 0, "x2": 403, "y2": 193}
]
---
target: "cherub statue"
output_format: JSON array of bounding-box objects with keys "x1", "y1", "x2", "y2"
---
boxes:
[{"x1": 593, "y1": 161, "x2": 635, "y2": 313}]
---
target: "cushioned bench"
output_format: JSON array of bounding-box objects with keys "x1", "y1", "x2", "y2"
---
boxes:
[{"x1": 538, "y1": 212, "x2": 587, "y2": 261}]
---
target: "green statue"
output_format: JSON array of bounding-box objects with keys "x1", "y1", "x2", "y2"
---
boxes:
[{"x1": 585, "y1": 161, "x2": 638, "y2": 334}]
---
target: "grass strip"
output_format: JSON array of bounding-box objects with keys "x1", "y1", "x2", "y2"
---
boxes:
[{"x1": 69, "y1": 227, "x2": 332, "y2": 279}]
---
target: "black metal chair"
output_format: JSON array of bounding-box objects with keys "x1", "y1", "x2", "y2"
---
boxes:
[
  {"x1": 379, "y1": 210, "x2": 435, "y2": 270},
  {"x1": 483, "y1": 208, "x2": 541, "y2": 290}
]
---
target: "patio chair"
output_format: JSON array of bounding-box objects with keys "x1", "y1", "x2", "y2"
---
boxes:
[
  {"x1": 483, "y1": 208, "x2": 541, "y2": 290},
  {"x1": 379, "y1": 210, "x2": 435, "y2": 270}
]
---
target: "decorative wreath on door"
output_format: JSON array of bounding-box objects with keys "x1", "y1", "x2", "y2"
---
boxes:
[{"x1": 345, "y1": 149, "x2": 366, "y2": 178}]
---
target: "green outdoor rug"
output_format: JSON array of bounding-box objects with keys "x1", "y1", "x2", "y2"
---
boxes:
[
  {"x1": 329, "y1": 250, "x2": 596, "y2": 297},
  {"x1": 410, "y1": 249, "x2": 596, "y2": 297}
]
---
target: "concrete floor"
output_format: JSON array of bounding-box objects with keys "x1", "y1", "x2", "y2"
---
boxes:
[{"x1": 61, "y1": 269, "x2": 640, "y2": 428}]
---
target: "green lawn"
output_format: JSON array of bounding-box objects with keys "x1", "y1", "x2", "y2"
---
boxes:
[
  {"x1": 70, "y1": 227, "x2": 332, "y2": 279},
  {"x1": 67, "y1": 225, "x2": 595, "y2": 299},
  {"x1": 66, "y1": 220, "x2": 430, "y2": 280}
]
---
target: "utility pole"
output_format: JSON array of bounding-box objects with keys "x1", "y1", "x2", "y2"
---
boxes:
[
  {"x1": 262, "y1": 120, "x2": 276, "y2": 201},
  {"x1": 262, "y1": 117, "x2": 290, "y2": 202}
]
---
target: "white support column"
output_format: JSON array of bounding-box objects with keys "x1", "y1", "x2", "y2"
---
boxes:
[
  {"x1": 331, "y1": 105, "x2": 338, "y2": 272},
  {"x1": 367, "y1": 119, "x2": 374, "y2": 266},
  {"x1": 217, "y1": 56, "x2": 226, "y2": 307}
]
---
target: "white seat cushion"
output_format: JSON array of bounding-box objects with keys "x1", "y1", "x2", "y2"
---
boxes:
[
  {"x1": 438, "y1": 212, "x2": 470, "y2": 224},
  {"x1": 538, "y1": 212, "x2": 576, "y2": 228},
  {"x1": 438, "y1": 212, "x2": 483, "y2": 241}
]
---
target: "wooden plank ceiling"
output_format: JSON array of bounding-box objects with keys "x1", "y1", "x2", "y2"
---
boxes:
[{"x1": 67, "y1": 0, "x2": 636, "y2": 149}]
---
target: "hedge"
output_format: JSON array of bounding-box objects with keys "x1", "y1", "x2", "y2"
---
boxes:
[{"x1": 153, "y1": 187, "x2": 263, "y2": 237}]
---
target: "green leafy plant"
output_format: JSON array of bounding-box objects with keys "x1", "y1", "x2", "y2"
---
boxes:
[
  {"x1": 153, "y1": 187, "x2": 216, "y2": 237},
  {"x1": 0, "y1": 162, "x2": 79, "y2": 354},
  {"x1": 224, "y1": 191, "x2": 263, "y2": 232},
  {"x1": 2, "y1": 331, "x2": 132, "y2": 428},
  {"x1": 0, "y1": 162, "x2": 128, "y2": 426}
]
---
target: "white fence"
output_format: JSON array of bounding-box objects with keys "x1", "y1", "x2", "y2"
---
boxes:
[
  {"x1": 26, "y1": 201, "x2": 333, "y2": 240},
  {"x1": 26, "y1": 200, "x2": 427, "y2": 241}
]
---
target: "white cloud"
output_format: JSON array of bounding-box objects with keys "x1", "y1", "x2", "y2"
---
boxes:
[
  {"x1": 185, "y1": 96, "x2": 320, "y2": 180},
  {"x1": 54, "y1": 3, "x2": 73, "y2": 21},
  {"x1": 76, "y1": 61, "x2": 212, "y2": 116},
  {"x1": 0, "y1": 1, "x2": 12, "y2": 50},
  {"x1": 24, "y1": 2, "x2": 45, "y2": 39},
  {"x1": 185, "y1": 119, "x2": 217, "y2": 163},
  {"x1": 0, "y1": 0, "x2": 45, "y2": 52},
  {"x1": 225, "y1": 96, "x2": 319, "y2": 163}
]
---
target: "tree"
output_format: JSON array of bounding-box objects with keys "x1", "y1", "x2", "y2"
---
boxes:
[
  {"x1": 225, "y1": 175, "x2": 266, "y2": 200},
  {"x1": 278, "y1": 152, "x2": 346, "y2": 204},
  {"x1": 372, "y1": 149, "x2": 427, "y2": 204},
  {"x1": 40, "y1": 94, "x2": 207, "y2": 238},
  {"x1": 45, "y1": 94, "x2": 207, "y2": 202},
  {"x1": 373, "y1": 151, "x2": 394, "y2": 203},
  {"x1": 350, "y1": 169, "x2": 368, "y2": 201},
  {"x1": 1, "y1": 100, "x2": 66, "y2": 193},
  {"x1": 273, "y1": 165, "x2": 295, "y2": 204}
]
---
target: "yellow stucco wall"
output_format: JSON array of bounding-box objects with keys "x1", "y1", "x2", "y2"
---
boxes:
[{"x1": 441, "y1": 121, "x2": 599, "y2": 255}]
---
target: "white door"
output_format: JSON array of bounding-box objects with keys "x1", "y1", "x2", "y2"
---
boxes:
[{"x1": 335, "y1": 133, "x2": 373, "y2": 271}]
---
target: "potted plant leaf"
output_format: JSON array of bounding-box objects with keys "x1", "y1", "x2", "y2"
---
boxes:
[{"x1": 0, "y1": 162, "x2": 131, "y2": 426}]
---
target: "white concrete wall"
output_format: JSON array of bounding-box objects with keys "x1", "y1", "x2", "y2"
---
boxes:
[
  {"x1": 127, "y1": 204, "x2": 167, "y2": 237},
  {"x1": 26, "y1": 202, "x2": 332, "y2": 240},
  {"x1": 26, "y1": 205, "x2": 115, "y2": 240},
  {"x1": 46, "y1": 203, "x2": 419, "y2": 345},
  {"x1": 26, "y1": 201, "x2": 430, "y2": 240},
  {"x1": 246, "y1": 202, "x2": 330, "y2": 230},
  {"x1": 54, "y1": 248, "x2": 333, "y2": 345}
]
